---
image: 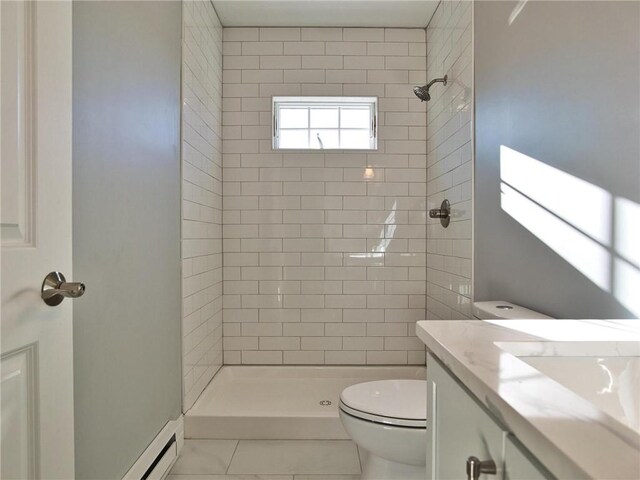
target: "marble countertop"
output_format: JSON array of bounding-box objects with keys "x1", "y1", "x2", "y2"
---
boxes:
[{"x1": 416, "y1": 319, "x2": 640, "y2": 480}]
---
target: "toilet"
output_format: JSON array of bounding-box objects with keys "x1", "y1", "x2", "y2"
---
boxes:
[
  {"x1": 339, "y1": 301, "x2": 551, "y2": 480},
  {"x1": 471, "y1": 300, "x2": 552, "y2": 321},
  {"x1": 339, "y1": 379, "x2": 427, "y2": 480}
]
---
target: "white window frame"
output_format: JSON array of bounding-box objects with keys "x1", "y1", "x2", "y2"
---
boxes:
[{"x1": 272, "y1": 96, "x2": 378, "y2": 151}]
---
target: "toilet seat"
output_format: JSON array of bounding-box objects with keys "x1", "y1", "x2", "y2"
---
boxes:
[{"x1": 339, "y1": 380, "x2": 427, "y2": 428}]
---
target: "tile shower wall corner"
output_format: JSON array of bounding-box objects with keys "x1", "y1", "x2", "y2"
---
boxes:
[
  {"x1": 182, "y1": 0, "x2": 224, "y2": 410},
  {"x1": 222, "y1": 27, "x2": 428, "y2": 366},
  {"x1": 426, "y1": 1, "x2": 474, "y2": 320}
]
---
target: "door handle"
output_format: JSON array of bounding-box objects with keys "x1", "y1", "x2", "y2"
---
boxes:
[
  {"x1": 466, "y1": 456, "x2": 497, "y2": 480},
  {"x1": 41, "y1": 271, "x2": 85, "y2": 306}
]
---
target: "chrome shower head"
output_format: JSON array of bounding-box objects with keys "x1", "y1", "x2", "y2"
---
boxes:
[
  {"x1": 413, "y1": 75, "x2": 448, "y2": 102},
  {"x1": 413, "y1": 85, "x2": 431, "y2": 102}
]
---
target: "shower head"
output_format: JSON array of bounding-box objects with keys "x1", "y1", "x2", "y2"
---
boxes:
[
  {"x1": 413, "y1": 85, "x2": 431, "y2": 102},
  {"x1": 413, "y1": 75, "x2": 448, "y2": 102}
]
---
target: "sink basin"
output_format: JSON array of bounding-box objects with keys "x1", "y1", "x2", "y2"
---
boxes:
[{"x1": 496, "y1": 340, "x2": 640, "y2": 432}]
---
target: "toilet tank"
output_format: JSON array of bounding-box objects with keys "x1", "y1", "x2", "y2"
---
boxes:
[{"x1": 472, "y1": 301, "x2": 552, "y2": 320}]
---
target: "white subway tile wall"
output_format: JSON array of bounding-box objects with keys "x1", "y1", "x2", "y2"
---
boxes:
[
  {"x1": 426, "y1": 1, "x2": 473, "y2": 320},
  {"x1": 222, "y1": 27, "x2": 428, "y2": 365},
  {"x1": 182, "y1": 0, "x2": 224, "y2": 409}
]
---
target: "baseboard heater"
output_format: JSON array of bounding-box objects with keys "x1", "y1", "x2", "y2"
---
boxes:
[{"x1": 140, "y1": 434, "x2": 177, "y2": 480}]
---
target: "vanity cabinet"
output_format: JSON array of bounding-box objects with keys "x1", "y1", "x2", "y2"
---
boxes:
[
  {"x1": 504, "y1": 435, "x2": 551, "y2": 480},
  {"x1": 427, "y1": 353, "x2": 553, "y2": 480}
]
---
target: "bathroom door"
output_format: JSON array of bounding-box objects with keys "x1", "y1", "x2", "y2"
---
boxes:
[{"x1": 1, "y1": 1, "x2": 75, "y2": 478}]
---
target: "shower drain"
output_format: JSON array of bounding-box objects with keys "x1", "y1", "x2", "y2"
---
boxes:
[{"x1": 319, "y1": 400, "x2": 332, "y2": 406}]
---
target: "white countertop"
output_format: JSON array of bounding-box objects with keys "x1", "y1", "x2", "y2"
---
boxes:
[{"x1": 416, "y1": 319, "x2": 640, "y2": 480}]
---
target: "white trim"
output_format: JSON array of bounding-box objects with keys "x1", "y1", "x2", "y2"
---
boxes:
[
  {"x1": 122, "y1": 416, "x2": 184, "y2": 480},
  {"x1": 272, "y1": 96, "x2": 378, "y2": 151},
  {"x1": 273, "y1": 96, "x2": 378, "y2": 104}
]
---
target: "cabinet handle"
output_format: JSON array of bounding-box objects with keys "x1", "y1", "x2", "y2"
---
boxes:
[{"x1": 466, "y1": 456, "x2": 497, "y2": 480}]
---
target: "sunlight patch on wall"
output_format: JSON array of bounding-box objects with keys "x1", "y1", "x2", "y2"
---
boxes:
[
  {"x1": 614, "y1": 197, "x2": 640, "y2": 315},
  {"x1": 614, "y1": 259, "x2": 640, "y2": 317},
  {"x1": 499, "y1": 145, "x2": 640, "y2": 317},
  {"x1": 500, "y1": 182, "x2": 611, "y2": 290},
  {"x1": 508, "y1": 0, "x2": 529, "y2": 26},
  {"x1": 500, "y1": 145, "x2": 611, "y2": 245},
  {"x1": 615, "y1": 197, "x2": 640, "y2": 267}
]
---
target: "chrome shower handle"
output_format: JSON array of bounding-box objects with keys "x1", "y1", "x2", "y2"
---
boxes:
[
  {"x1": 41, "y1": 271, "x2": 85, "y2": 306},
  {"x1": 429, "y1": 199, "x2": 451, "y2": 228},
  {"x1": 429, "y1": 210, "x2": 449, "y2": 218}
]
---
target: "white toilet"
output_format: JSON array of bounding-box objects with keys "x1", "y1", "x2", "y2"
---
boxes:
[
  {"x1": 339, "y1": 301, "x2": 551, "y2": 480},
  {"x1": 471, "y1": 300, "x2": 551, "y2": 321},
  {"x1": 339, "y1": 379, "x2": 427, "y2": 480}
]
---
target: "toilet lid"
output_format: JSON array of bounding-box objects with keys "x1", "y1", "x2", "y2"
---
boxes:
[{"x1": 340, "y1": 380, "x2": 427, "y2": 427}]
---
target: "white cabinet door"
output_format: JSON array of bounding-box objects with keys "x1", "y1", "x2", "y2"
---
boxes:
[
  {"x1": 1, "y1": 1, "x2": 75, "y2": 478},
  {"x1": 504, "y1": 436, "x2": 553, "y2": 480},
  {"x1": 427, "y1": 353, "x2": 507, "y2": 480}
]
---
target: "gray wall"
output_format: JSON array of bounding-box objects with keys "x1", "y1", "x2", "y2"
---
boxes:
[
  {"x1": 474, "y1": 1, "x2": 640, "y2": 318},
  {"x1": 72, "y1": 2, "x2": 182, "y2": 478}
]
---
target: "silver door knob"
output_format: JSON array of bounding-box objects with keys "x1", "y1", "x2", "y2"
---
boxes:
[
  {"x1": 41, "y1": 272, "x2": 85, "y2": 306},
  {"x1": 466, "y1": 456, "x2": 497, "y2": 480}
]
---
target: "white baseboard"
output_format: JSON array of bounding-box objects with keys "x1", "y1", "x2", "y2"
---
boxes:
[{"x1": 123, "y1": 415, "x2": 184, "y2": 480}]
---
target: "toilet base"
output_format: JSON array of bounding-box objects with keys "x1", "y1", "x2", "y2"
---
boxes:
[{"x1": 360, "y1": 449, "x2": 426, "y2": 480}]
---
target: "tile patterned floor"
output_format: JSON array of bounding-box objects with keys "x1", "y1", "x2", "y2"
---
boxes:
[{"x1": 169, "y1": 439, "x2": 362, "y2": 480}]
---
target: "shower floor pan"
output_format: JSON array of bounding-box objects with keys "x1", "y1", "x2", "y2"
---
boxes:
[{"x1": 185, "y1": 365, "x2": 425, "y2": 439}]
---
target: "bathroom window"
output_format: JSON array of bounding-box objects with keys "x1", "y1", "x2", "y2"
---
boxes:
[{"x1": 272, "y1": 97, "x2": 378, "y2": 150}]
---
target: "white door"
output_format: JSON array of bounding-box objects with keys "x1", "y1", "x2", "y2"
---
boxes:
[{"x1": 1, "y1": 1, "x2": 75, "y2": 478}]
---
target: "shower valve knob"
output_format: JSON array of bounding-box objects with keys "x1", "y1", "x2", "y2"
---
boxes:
[
  {"x1": 429, "y1": 199, "x2": 451, "y2": 228},
  {"x1": 429, "y1": 210, "x2": 448, "y2": 218}
]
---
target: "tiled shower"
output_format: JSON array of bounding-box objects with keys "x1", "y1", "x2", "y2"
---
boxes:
[
  {"x1": 180, "y1": 0, "x2": 473, "y2": 410},
  {"x1": 221, "y1": 26, "x2": 428, "y2": 368},
  {"x1": 181, "y1": 0, "x2": 224, "y2": 409},
  {"x1": 425, "y1": 1, "x2": 473, "y2": 320}
]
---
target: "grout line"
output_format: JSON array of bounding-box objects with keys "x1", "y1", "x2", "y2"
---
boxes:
[{"x1": 226, "y1": 439, "x2": 241, "y2": 474}]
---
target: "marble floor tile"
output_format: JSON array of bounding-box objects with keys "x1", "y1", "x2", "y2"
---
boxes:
[
  {"x1": 227, "y1": 440, "x2": 361, "y2": 475},
  {"x1": 170, "y1": 440, "x2": 239, "y2": 474},
  {"x1": 293, "y1": 476, "x2": 361, "y2": 480},
  {"x1": 168, "y1": 476, "x2": 293, "y2": 480}
]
